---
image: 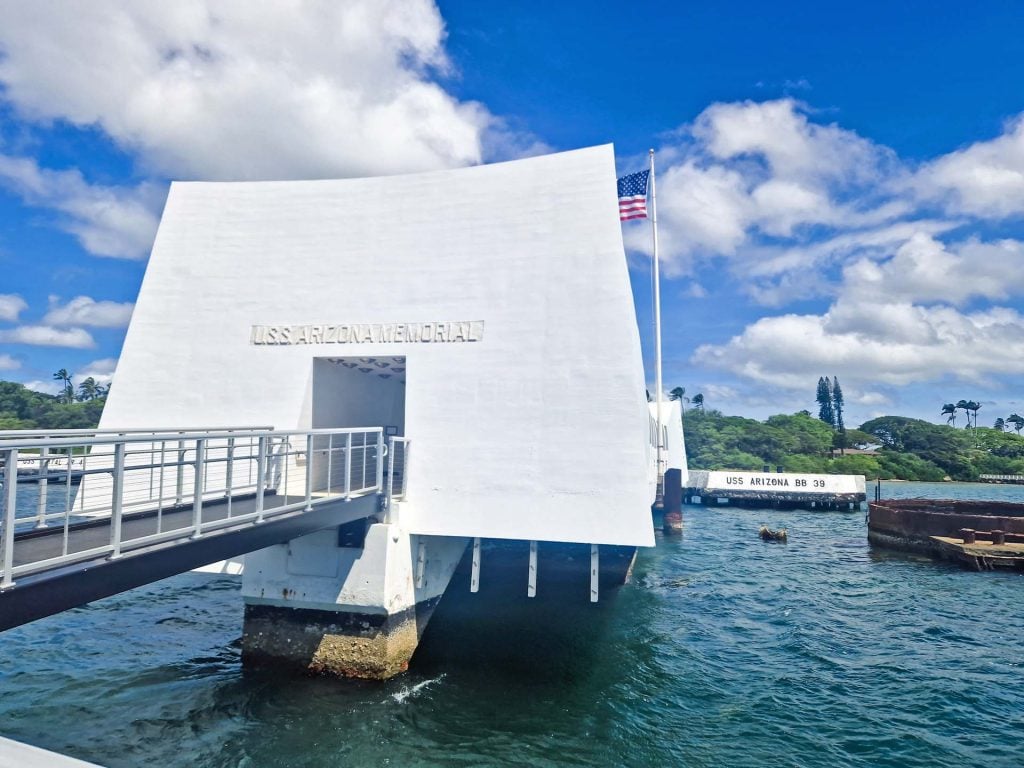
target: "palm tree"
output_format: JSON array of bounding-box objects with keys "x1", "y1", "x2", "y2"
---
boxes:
[
  {"x1": 77, "y1": 377, "x2": 99, "y2": 401},
  {"x1": 941, "y1": 403, "x2": 956, "y2": 427},
  {"x1": 692, "y1": 393, "x2": 705, "y2": 412},
  {"x1": 994, "y1": 417, "x2": 1006, "y2": 432},
  {"x1": 1008, "y1": 414, "x2": 1024, "y2": 435},
  {"x1": 955, "y1": 400, "x2": 971, "y2": 428},
  {"x1": 52, "y1": 368, "x2": 73, "y2": 404},
  {"x1": 967, "y1": 401, "x2": 981, "y2": 430},
  {"x1": 669, "y1": 386, "x2": 687, "y2": 402}
]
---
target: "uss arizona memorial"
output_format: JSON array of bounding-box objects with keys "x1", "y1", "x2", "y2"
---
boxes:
[{"x1": 0, "y1": 144, "x2": 686, "y2": 679}]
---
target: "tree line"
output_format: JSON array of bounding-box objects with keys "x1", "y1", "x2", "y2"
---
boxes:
[
  {"x1": 0, "y1": 378, "x2": 107, "y2": 430},
  {"x1": 677, "y1": 378, "x2": 1024, "y2": 481},
  {"x1": 51, "y1": 368, "x2": 110, "y2": 404}
]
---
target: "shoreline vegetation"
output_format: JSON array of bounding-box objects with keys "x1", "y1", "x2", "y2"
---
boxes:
[
  {"x1": 684, "y1": 409, "x2": 1024, "y2": 483},
  {"x1": 0, "y1": 380, "x2": 107, "y2": 431},
  {"x1": 3, "y1": 378, "x2": 1022, "y2": 483}
]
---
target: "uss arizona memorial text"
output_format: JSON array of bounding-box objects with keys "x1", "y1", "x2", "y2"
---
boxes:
[{"x1": 250, "y1": 320, "x2": 485, "y2": 345}]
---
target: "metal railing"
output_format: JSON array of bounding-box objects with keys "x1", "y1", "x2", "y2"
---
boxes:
[
  {"x1": 386, "y1": 437, "x2": 410, "y2": 510},
  {"x1": 0, "y1": 426, "x2": 386, "y2": 588}
]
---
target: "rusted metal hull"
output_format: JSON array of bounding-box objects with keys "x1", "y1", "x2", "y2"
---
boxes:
[{"x1": 868, "y1": 499, "x2": 1024, "y2": 570}]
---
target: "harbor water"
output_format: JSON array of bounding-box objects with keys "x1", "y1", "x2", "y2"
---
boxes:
[{"x1": 1, "y1": 481, "x2": 1022, "y2": 767}]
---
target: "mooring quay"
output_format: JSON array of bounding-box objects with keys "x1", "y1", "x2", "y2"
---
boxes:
[{"x1": 684, "y1": 469, "x2": 866, "y2": 510}]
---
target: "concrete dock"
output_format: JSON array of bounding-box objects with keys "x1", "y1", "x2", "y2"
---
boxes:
[{"x1": 684, "y1": 469, "x2": 866, "y2": 511}]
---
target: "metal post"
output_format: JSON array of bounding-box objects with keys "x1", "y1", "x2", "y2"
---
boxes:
[
  {"x1": 590, "y1": 544, "x2": 599, "y2": 603},
  {"x1": 110, "y1": 442, "x2": 126, "y2": 559},
  {"x1": 528, "y1": 540, "x2": 538, "y2": 598},
  {"x1": 376, "y1": 431, "x2": 386, "y2": 493},
  {"x1": 304, "y1": 433, "x2": 314, "y2": 511},
  {"x1": 470, "y1": 537, "x2": 481, "y2": 593},
  {"x1": 2, "y1": 448, "x2": 18, "y2": 589},
  {"x1": 255, "y1": 435, "x2": 268, "y2": 523},
  {"x1": 175, "y1": 437, "x2": 185, "y2": 505},
  {"x1": 387, "y1": 437, "x2": 396, "y2": 505},
  {"x1": 225, "y1": 437, "x2": 235, "y2": 498},
  {"x1": 344, "y1": 432, "x2": 352, "y2": 500},
  {"x1": 191, "y1": 439, "x2": 205, "y2": 539},
  {"x1": 35, "y1": 446, "x2": 49, "y2": 528},
  {"x1": 326, "y1": 434, "x2": 334, "y2": 495},
  {"x1": 649, "y1": 149, "x2": 664, "y2": 483}
]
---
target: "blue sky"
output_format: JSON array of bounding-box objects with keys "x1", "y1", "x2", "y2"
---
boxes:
[{"x1": 1, "y1": 1, "x2": 1023, "y2": 427}]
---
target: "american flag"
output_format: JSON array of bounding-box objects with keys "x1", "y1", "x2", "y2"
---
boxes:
[{"x1": 617, "y1": 170, "x2": 649, "y2": 221}]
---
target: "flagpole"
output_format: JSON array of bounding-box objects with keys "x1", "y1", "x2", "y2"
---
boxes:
[{"x1": 649, "y1": 148, "x2": 664, "y2": 484}]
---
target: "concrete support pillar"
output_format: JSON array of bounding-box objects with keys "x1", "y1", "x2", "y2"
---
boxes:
[{"x1": 240, "y1": 522, "x2": 467, "y2": 680}]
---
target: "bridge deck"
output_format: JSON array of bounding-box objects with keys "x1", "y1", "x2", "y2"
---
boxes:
[{"x1": 0, "y1": 491, "x2": 378, "y2": 631}]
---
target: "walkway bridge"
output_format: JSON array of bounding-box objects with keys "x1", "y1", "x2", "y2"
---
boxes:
[{"x1": 0, "y1": 426, "x2": 409, "y2": 631}]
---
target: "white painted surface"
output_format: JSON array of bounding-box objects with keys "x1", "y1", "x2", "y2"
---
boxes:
[
  {"x1": 703, "y1": 471, "x2": 866, "y2": 495},
  {"x1": 241, "y1": 524, "x2": 467, "y2": 614},
  {"x1": 649, "y1": 399, "x2": 687, "y2": 481},
  {"x1": 104, "y1": 145, "x2": 654, "y2": 546},
  {"x1": 0, "y1": 737, "x2": 101, "y2": 768}
]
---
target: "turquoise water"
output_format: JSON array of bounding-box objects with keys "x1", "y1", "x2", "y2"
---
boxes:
[{"x1": 1, "y1": 482, "x2": 1022, "y2": 767}]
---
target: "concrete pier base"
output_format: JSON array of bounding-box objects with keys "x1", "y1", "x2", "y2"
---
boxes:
[
  {"x1": 241, "y1": 521, "x2": 467, "y2": 680},
  {"x1": 242, "y1": 599, "x2": 439, "y2": 679}
]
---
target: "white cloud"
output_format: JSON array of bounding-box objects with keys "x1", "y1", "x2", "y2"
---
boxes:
[
  {"x1": 74, "y1": 357, "x2": 117, "y2": 386},
  {"x1": 0, "y1": 294, "x2": 28, "y2": 322},
  {"x1": 0, "y1": 1, "x2": 496, "y2": 181},
  {"x1": 692, "y1": 99, "x2": 886, "y2": 184},
  {"x1": 915, "y1": 115, "x2": 1024, "y2": 219},
  {"x1": 627, "y1": 99, "x2": 905, "y2": 282},
  {"x1": 695, "y1": 302, "x2": 1024, "y2": 389},
  {"x1": 0, "y1": 354, "x2": 20, "y2": 370},
  {"x1": 0, "y1": 156, "x2": 162, "y2": 259},
  {"x1": 44, "y1": 296, "x2": 135, "y2": 328},
  {"x1": 0, "y1": 325, "x2": 95, "y2": 348},
  {"x1": 21, "y1": 379, "x2": 63, "y2": 396},
  {"x1": 840, "y1": 234, "x2": 1024, "y2": 307}
]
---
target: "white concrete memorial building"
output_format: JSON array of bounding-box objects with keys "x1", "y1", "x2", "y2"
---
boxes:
[{"x1": 101, "y1": 145, "x2": 676, "y2": 678}]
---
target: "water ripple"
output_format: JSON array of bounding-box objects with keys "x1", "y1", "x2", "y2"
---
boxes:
[{"x1": 0, "y1": 483, "x2": 1022, "y2": 766}]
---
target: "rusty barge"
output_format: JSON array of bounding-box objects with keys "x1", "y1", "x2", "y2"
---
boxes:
[{"x1": 868, "y1": 498, "x2": 1024, "y2": 570}]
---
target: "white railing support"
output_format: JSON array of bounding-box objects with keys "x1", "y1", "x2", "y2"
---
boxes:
[
  {"x1": 224, "y1": 437, "x2": 235, "y2": 498},
  {"x1": 344, "y1": 432, "x2": 353, "y2": 500},
  {"x1": 175, "y1": 437, "x2": 186, "y2": 505},
  {"x1": 376, "y1": 432, "x2": 386, "y2": 493},
  {"x1": 35, "y1": 446, "x2": 50, "y2": 529},
  {"x1": 191, "y1": 439, "x2": 206, "y2": 539},
  {"x1": 304, "y1": 433, "x2": 314, "y2": 511},
  {"x1": 109, "y1": 442, "x2": 126, "y2": 558},
  {"x1": 255, "y1": 435, "x2": 268, "y2": 523},
  {"x1": 2, "y1": 448, "x2": 18, "y2": 589}
]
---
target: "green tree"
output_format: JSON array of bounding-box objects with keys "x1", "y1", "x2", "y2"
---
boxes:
[
  {"x1": 941, "y1": 403, "x2": 956, "y2": 427},
  {"x1": 669, "y1": 387, "x2": 687, "y2": 402},
  {"x1": 968, "y1": 400, "x2": 981, "y2": 430},
  {"x1": 52, "y1": 368, "x2": 73, "y2": 404},
  {"x1": 77, "y1": 377, "x2": 99, "y2": 401},
  {"x1": 955, "y1": 399, "x2": 971, "y2": 429},
  {"x1": 816, "y1": 377, "x2": 834, "y2": 426},
  {"x1": 994, "y1": 417, "x2": 1006, "y2": 432},
  {"x1": 1008, "y1": 414, "x2": 1024, "y2": 435},
  {"x1": 691, "y1": 393, "x2": 704, "y2": 412}
]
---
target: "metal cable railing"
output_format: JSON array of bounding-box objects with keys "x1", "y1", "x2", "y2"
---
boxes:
[
  {"x1": 0, "y1": 426, "x2": 386, "y2": 588},
  {"x1": 386, "y1": 437, "x2": 410, "y2": 509}
]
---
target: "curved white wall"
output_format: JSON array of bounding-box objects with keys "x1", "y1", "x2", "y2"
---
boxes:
[{"x1": 103, "y1": 145, "x2": 654, "y2": 546}]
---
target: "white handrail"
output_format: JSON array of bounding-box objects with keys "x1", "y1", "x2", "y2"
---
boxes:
[{"x1": 0, "y1": 426, "x2": 390, "y2": 587}]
